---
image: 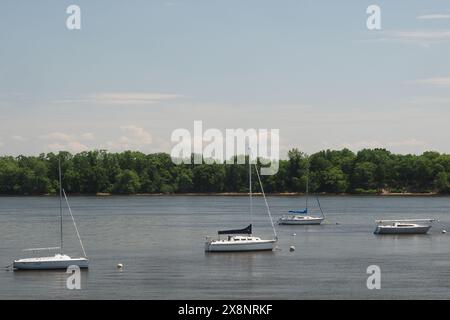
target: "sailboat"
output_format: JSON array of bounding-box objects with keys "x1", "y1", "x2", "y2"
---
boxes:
[
  {"x1": 205, "y1": 153, "x2": 278, "y2": 252},
  {"x1": 13, "y1": 159, "x2": 89, "y2": 270},
  {"x1": 278, "y1": 164, "x2": 325, "y2": 225}
]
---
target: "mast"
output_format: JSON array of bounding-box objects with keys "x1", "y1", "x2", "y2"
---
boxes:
[
  {"x1": 305, "y1": 157, "x2": 309, "y2": 212},
  {"x1": 249, "y1": 148, "x2": 253, "y2": 228},
  {"x1": 58, "y1": 157, "x2": 63, "y2": 254}
]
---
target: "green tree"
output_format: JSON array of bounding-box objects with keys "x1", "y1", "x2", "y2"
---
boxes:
[
  {"x1": 0, "y1": 157, "x2": 21, "y2": 194},
  {"x1": 113, "y1": 170, "x2": 141, "y2": 194},
  {"x1": 351, "y1": 162, "x2": 377, "y2": 192},
  {"x1": 193, "y1": 163, "x2": 226, "y2": 192},
  {"x1": 322, "y1": 166, "x2": 348, "y2": 193},
  {"x1": 287, "y1": 149, "x2": 308, "y2": 192},
  {"x1": 435, "y1": 171, "x2": 449, "y2": 193}
]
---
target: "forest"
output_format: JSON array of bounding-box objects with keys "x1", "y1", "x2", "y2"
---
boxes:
[{"x1": 0, "y1": 148, "x2": 449, "y2": 195}]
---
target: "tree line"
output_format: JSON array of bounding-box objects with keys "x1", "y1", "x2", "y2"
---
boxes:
[{"x1": 0, "y1": 148, "x2": 449, "y2": 195}]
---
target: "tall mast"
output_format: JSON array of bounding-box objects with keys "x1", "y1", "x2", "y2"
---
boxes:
[
  {"x1": 249, "y1": 148, "x2": 253, "y2": 227},
  {"x1": 58, "y1": 157, "x2": 63, "y2": 254},
  {"x1": 305, "y1": 157, "x2": 309, "y2": 211}
]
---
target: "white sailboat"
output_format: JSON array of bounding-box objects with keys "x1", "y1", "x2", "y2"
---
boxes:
[
  {"x1": 278, "y1": 212, "x2": 324, "y2": 225},
  {"x1": 278, "y1": 165, "x2": 325, "y2": 225},
  {"x1": 205, "y1": 152, "x2": 278, "y2": 252},
  {"x1": 374, "y1": 219, "x2": 435, "y2": 235},
  {"x1": 13, "y1": 159, "x2": 89, "y2": 270}
]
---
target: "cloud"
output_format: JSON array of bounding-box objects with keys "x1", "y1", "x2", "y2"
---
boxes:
[
  {"x1": 39, "y1": 127, "x2": 154, "y2": 153},
  {"x1": 339, "y1": 140, "x2": 384, "y2": 150},
  {"x1": 40, "y1": 132, "x2": 73, "y2": 142},
  {"x1": 92, "y1": 92, "x2": 181, "y2": 105},
  {"x1": 67, "y1": 141, "x2": 89, "y2": 152},
  {"x1": 387, "y1": 139, "x2": 426, "y2": 147},
  {"x1": 104, "y1": 125, "x2": 153, "y2": 151},
  {"x1": 47, "y1": 143, "x2": 65, "y2": 152},
  {"x1": 388, "y1": 30, "x2": 450, "y2": 41},
  {"x1": 409, "y1": 96, "x2": 450, "y2": 104},
  {"x1": 368, "y1": 30, "x2": 450, "y2": 46},
  {"x1": 47, "y1": 141, "x2": 88, "y2": 153},
  {"x1": 328, "y1": 139, "x2": 426, "y2": 152},
  {"x1": 40, "y1": 132, "x2": 89, "y2": 153},
  {"x1": 120, "y1": 125, "x2": 152, "y2": 144},
  {"x1": 417, "y1": 14, "x2": 450, "y2": 20},
  {"x1": 81, "y1": 132, "x2": 95, "y2": 140},
  {"x1": 52, "y1": 92, "x2": 181, "y2": 106},
  {"x1": 11, "y1": 135, "x2": 27, "y2": 142},
  {"x1": 412, "y1": 77, "x2": 450, "y2": 87}
]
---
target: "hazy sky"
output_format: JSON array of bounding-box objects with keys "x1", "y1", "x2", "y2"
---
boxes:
[{"x1": 0, "y1": 0, "x2": 449, "y2": 157}]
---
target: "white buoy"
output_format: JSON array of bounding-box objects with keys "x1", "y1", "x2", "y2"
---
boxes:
[
  {"x1": 443, "y1": 230, "x2": 447, "y2": 234},
  {"x1": 292, "y1": 233, "x2": 296, "y2": 237},
  {"x1": 117, "y1": 263, "x2": 123, "y2": 269},
  {"x1": 289, "y1": 246, "x2": 295, "y2": 252}
]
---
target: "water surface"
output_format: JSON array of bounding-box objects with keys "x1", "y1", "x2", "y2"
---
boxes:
[{"x1": 1, "y1": 195, "x2": 449, "y2": 299}]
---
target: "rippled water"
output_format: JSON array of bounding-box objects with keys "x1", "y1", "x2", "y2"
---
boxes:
[{"x1": 1, "y1": 195, "x2": 450, "y2": 299}]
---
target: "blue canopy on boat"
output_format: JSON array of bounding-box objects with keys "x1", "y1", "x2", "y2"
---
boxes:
[{"x1": 289, "y1": 209, "x2": 308, "y2": 214}]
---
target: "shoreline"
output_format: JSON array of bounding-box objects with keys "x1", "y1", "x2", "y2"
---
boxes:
[{"x1": 0, "y1": 192, "x2": 445, "y2": 197}]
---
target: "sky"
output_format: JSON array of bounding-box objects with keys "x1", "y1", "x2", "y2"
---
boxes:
[{"x1": 0, "y1": 0, "x2": 449, "y2": 158}]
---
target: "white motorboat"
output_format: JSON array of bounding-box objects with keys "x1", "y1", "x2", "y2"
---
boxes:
[
  {"x1": 374, "y1": 219, "x2": 435, "y2": 235},
  {"x1": 13, "y1": 159, "x2": 89, "y2": 270},
  {"x1": 205, "y1": 149, "x2": 277, "y2": 252}
]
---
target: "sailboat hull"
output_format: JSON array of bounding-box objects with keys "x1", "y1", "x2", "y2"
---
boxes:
[
  {"x1": 374, "y1": 225, "x2": 431, "y2": 235},
  {"x1": 278, "y1": 216, "x2": 324, "y2": 225},
  {"x1": 205, "y1": 239, "x2": 276, "y2": 252},
  {"x1": 13, "y1": 255, "x2": 89, "y2": 270}
]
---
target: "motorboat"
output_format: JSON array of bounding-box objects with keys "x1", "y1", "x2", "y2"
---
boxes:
[{"x1": 374, "y1": 219, "x2": 435, "y2": 235}]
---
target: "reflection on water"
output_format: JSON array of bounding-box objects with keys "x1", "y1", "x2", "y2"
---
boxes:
[
  {"x1": 0, "y1": 195, "x2": 449, "y2": 299},
  {"x1": 13, "y1": 269, "x2": 89, "y2": 282}
]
